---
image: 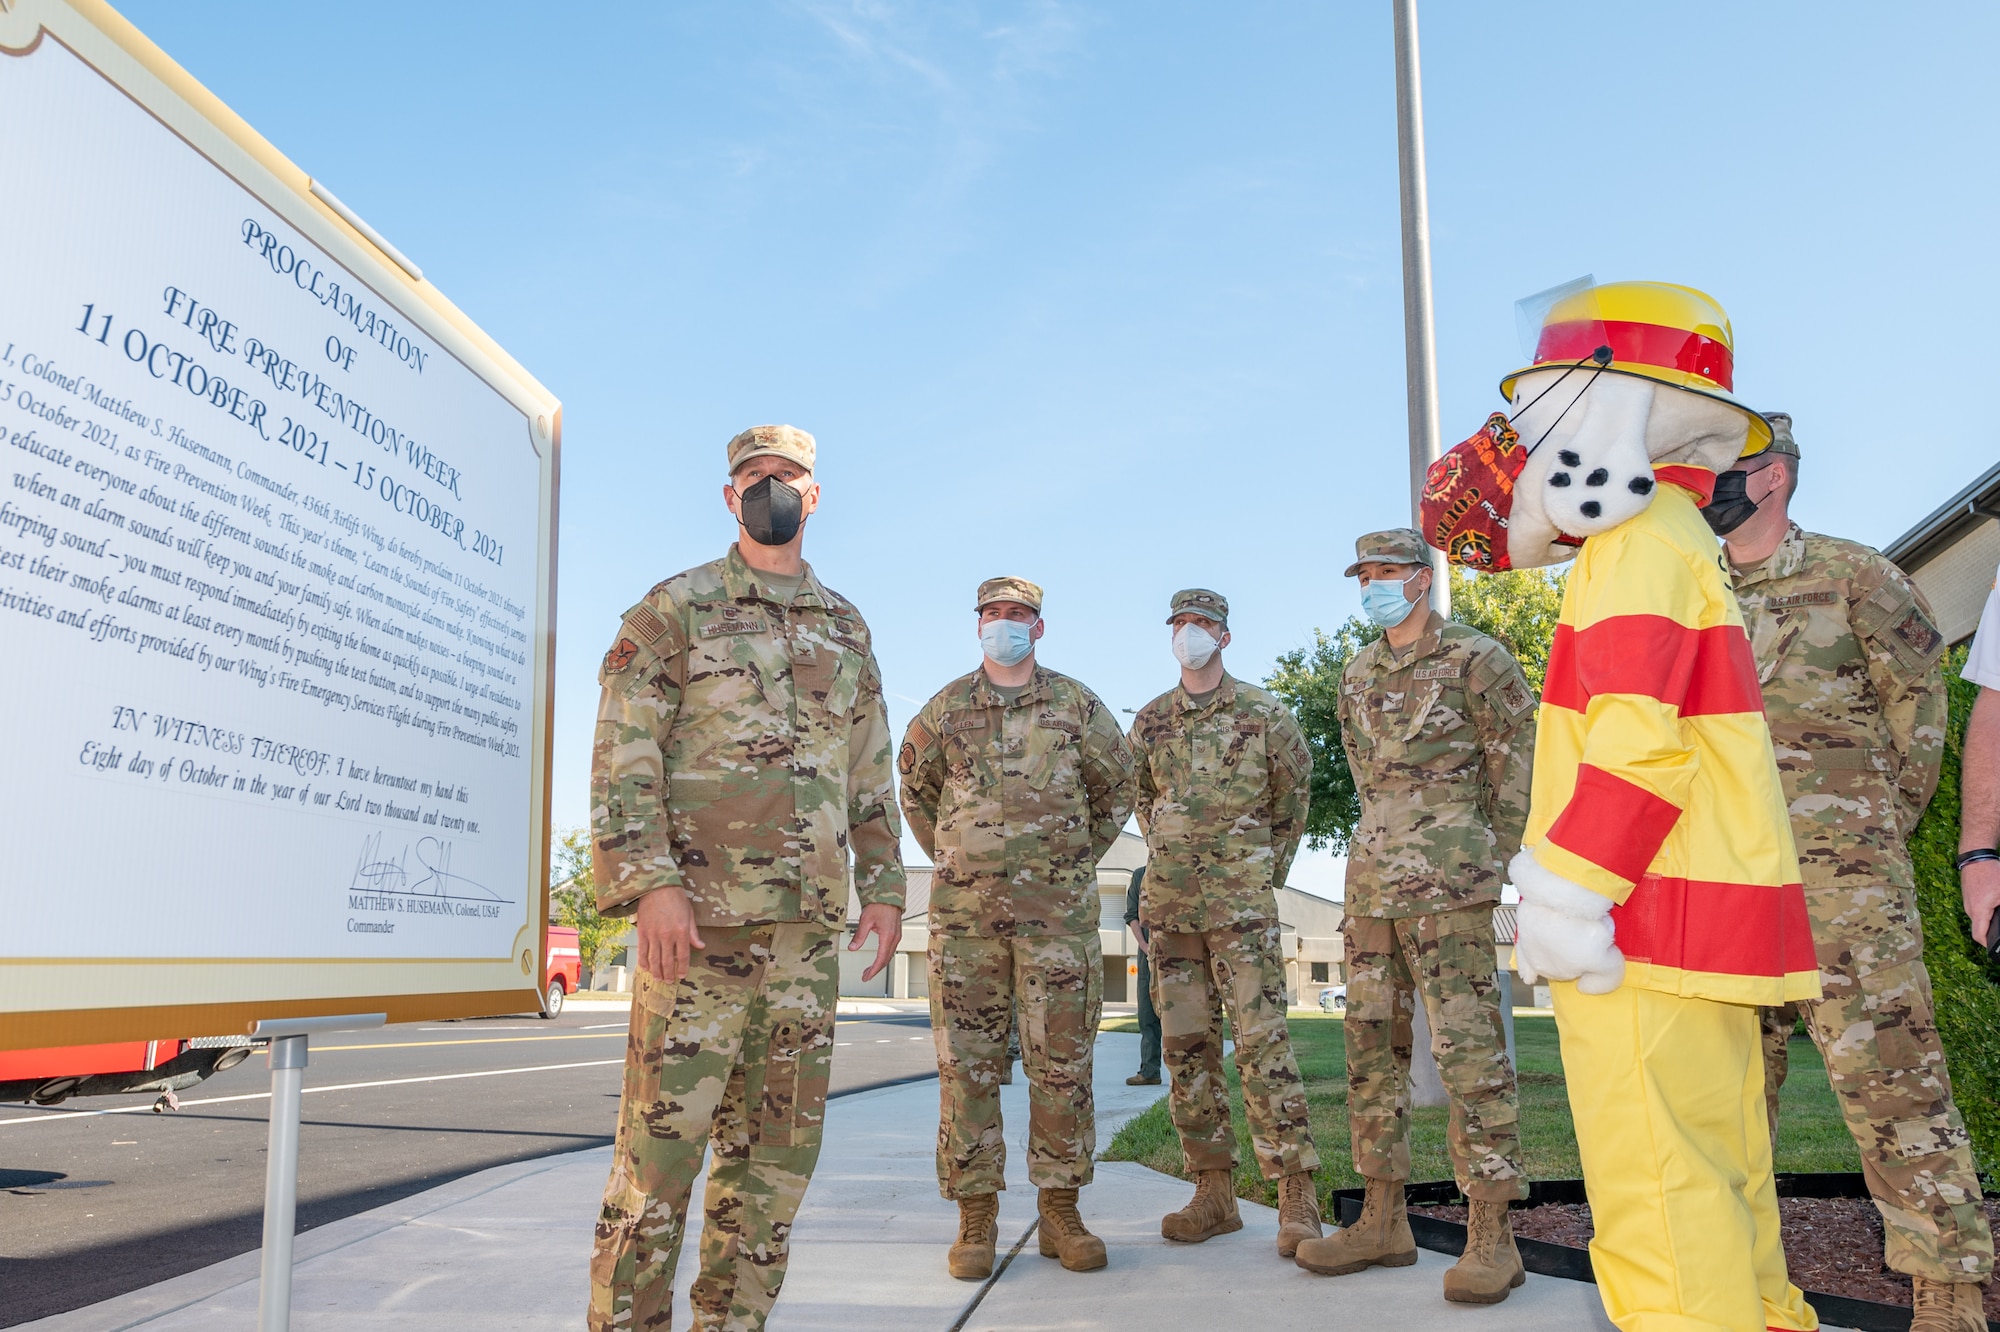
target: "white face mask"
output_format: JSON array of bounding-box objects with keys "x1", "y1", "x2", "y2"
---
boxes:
[{"x1": 1172, "y1": 623, "x2": 1220, "y2": 670}]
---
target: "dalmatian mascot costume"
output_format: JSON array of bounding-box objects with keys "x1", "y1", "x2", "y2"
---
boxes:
[{"x1": 1422, "y1": 281, "x2": 1822, "y2": 1331}]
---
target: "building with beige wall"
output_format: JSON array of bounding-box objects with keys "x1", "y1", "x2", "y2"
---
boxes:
[
  {"x1": 841, "y1": 831, "x2": 1347, "y2": 1006},
  {"x1": 1885, "y1": 458, "x2": 2000, "y2": 648}
]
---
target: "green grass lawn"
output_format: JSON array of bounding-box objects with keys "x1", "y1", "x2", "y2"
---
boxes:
[{"x1": 1102, "y1": 1014, "x2": 1862, "y2": 1210}]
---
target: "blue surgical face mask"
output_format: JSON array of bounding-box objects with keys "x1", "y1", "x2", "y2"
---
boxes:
[
  {"x1": 1360, "y1": 574, "x2": 1422, "y2": 629},
  {"x1": 979, "y1": 617, "x2": 1034, "y2": 667}
]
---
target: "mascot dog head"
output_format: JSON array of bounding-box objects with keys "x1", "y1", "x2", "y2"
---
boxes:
[{"x1": 1423, "y1": 281, "x2": 1771, "y2": 571}]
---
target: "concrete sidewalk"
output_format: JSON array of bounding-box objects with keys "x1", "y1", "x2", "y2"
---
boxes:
[{"x1": 30, "y1": 1031, "x2": 1628, "y2": 1331}]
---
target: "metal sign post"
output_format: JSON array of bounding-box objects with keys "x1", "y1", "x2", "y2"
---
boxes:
[
  {"x1": 1392, "y1": 0, "x2": 1451, "y2": 1107},
  {"x1": 1392, "y1": 0, "x2": 1450, "y2": 619},
  {"x1": 252, "y1": 1014, "x2": 386, "y2": 1332}
]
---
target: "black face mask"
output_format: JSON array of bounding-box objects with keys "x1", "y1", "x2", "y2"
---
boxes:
[
  {"x1": 735, "y1": 475, "x2": 806, "y2": 546},
  {"x1": 1701, "y1": 468, "x2": 1761, "y2": 536}
]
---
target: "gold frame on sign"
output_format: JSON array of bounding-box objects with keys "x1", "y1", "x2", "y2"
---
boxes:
[{"x1": 0, "y1": 0, "x2": 562, "y2": 1049}]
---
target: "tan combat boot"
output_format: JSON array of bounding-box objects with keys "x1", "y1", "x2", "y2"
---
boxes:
[
  {"x1": 947, "y1": 1194, "x2": 1000, "y2": 1281},
  {"x1": 1275, "y1": 1171, "x2": 1324, "y2": 1258},
  {"x1": 1161, "y1": 1168, "x2": 1243, "y2": 1243},
  {"x1": 1037, "y1": 1187, "x2": 1107, "y2": 1271},
  {"x1": 1909, "y1": 1276, "x2": 1988, "y2": 1332},
  {"x1": 1441, "y1": 1199, "x2": 1526, "y2": 1304},
  {"x1": 1293, "y1": 1177, "x2": 1417, "y2": 1275}
]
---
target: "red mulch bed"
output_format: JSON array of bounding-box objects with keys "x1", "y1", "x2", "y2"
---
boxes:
[{"x1": 1411, "y1": 1198, "x2": 2000, "y2": 1320}]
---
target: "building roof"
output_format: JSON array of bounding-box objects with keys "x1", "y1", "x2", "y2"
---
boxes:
[
  {"x1": 1884, "y1": 460, "x2": 2000, "y2": 646},
  {"x1": 1884, "y1": 459, "x2": 2000, "y2": 573}
]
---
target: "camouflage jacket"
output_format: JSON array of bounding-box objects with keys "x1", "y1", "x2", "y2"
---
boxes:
[
  {"x1": 899, "y1": 665, "x2": 1136, "y2": 937},
  {"x1": 590, "y1": 546, "x2": 906, "y2": 928},
  {"x1": 1127, "y1": 675, "x2": 1312, "y2": 932},
  {"x1": 1338, "y1": 611, "x2": 1537, "y2": 918},
  {"x1": 1731, "y1": 524, "x2": 1947, "y2": 891}
]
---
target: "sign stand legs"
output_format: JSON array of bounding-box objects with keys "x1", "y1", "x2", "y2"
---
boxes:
[
  {"x1": 258, "y1": 1033, "x2": 308, "y2": 1332},
  {"x1": 250, "y1": 1014, "x2": 386, "y2": 1332}
]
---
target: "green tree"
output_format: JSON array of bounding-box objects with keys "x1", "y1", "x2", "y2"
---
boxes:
[
  {"x1": 1906, "y1": 646, "x2": 2000, "y2": 1172},
  {"x1": 1265, "y1": 567, "x2": 1565, "y2": 851},
  {"x1": 550, "y1": 826, "x2": 630, "y2": 974},
  {"x1": 1444, "y1": 567, "x2": 1566, "y2": 694},
  {"x1": 1268, "y1": 617, "x2": 1379, "y2": 852}
]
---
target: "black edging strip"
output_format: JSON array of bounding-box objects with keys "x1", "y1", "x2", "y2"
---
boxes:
[
  {"x1": 946, "y1": 1221, "x2": 1039, "y2": 1332},
  {"x1": 1331, "y1": 1175, "x2": 1997, "y2": 1332}
]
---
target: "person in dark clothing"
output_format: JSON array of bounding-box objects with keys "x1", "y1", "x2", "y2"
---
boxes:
[{"x1": 1125, "y1": 864, "x2": 1161, "y2": 1084}]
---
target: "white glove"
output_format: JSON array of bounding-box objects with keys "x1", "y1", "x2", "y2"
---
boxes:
[{"x1": 1509, "y1": 848, "x2": 1625, "y2": 995}]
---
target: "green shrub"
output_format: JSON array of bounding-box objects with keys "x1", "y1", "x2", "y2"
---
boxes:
[{"x1": 1907, "y1": 645, "x2": 2000, "y2": 1174}]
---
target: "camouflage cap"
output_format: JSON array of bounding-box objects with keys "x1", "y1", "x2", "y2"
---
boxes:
[
  {"x1": 1757, "y1": 412, "x2": 1799, "y2": 460},
  {"x1": 1165, "y1": 588, "x2": 1228, "y2": 626},
  {"x1": 726, "y1": 424, "x2": 816, "y2": 475},
  {"x1": 975, "y1": 576, "x2": 1043, "y2": 614},
  {"x1": 1343, "y1": 527, "x2": 1429, "y2": 578}
]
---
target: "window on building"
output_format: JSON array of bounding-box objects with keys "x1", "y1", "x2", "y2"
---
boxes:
[{"x1": 1310, "y1": 962, "x2": 1329, "y2": 983}]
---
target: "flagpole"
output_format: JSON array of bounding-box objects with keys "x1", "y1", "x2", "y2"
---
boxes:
[{"x1": 1392, "y1": 0, "x2": 1449, "y2": 616}]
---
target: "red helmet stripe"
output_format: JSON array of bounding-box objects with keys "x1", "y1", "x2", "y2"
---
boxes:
[{"x1": 1534, "y1": 319, "x2": 1735, "y2": 391}]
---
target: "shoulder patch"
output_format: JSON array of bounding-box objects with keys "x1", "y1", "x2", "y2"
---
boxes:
[
  {"x1": 1110, "y1": 743, "x2": 1133, "y2": 768},
  {"x1": 1497, "y1": 674, "x2": 1535, "y2": 717},
  {"x1": 624, "y1": 604, "x2": 669, "y2": 644},
  {"x1": 906, "y1": 718, "x2": 936, "y2": 754},
  {"x1": 899, "y1": 742, "x2": 918, "y2": 775},
  {"x1": 604, "y1": 637, "x2": 639, "y2": 675},
  {"x1": 1890, "y1": 604, "x2": 1944, "y2": 665}
]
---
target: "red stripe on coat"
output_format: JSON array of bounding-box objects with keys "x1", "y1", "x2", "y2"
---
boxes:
[
  {"x1": 1611, "y1": 874, "x2": 1818, "y2": 979},
  {"x1": 1542, "y1": 617, "x2": 1764, "y2": 716},
  {"x1": 1544, "y1": 764, "x2": 1684, "y2": 887}
]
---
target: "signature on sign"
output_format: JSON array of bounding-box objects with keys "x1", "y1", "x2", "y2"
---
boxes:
[{"x1": 348, "y1": 832, "x2": 509, "y2": 903}]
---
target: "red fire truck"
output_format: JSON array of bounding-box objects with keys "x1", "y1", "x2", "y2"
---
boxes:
[{"x1": 542, "y1": 925, "x2": 581, "y2": 1017}]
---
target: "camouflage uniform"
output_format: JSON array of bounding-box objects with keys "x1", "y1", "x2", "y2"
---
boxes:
[
  {"x1": 590, "y1": 471, "x2": 906, "y2": 1329},
  {"x1": 1734, "y1": 519, "x2": 1993, "y2": 1283},
  {"x1": 1338, "y1": 536, "x2": 1535, "y2": 1202},
  {"x1": 1129, "y1": 668, "x2": 1318, "y2": 1179},
  {"x1": 901, "y1": 651, "x2": 1135, "y2": 1198}
]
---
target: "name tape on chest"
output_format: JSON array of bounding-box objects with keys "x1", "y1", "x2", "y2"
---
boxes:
[
  {"x1": 698, "y1": 614, "x2": 768, "y2": 638},
  {"x1": 1765, "y1": 590, "x2": 1839, "y2": 610},
  {"x1": 940, "y1": 712, "x2": 987, "y2": 735}
]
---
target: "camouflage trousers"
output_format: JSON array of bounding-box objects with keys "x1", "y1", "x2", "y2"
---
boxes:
[
  {"x1": 929, "y1": 929, "x2": 1101, "y2": 1197},
  {"x1": 590, "y1": 923, "x2": 838, "y2": 1332},
  {"x1": 1758, "y1": 884, "x2": 1993, "y2": 1282},
  {"x1": 1152, "y1": 921, "x2": 1317, "y2": 1178},
  {"x1": 1342, "y1": 908, "x2": 1525, "y2": 1201}
]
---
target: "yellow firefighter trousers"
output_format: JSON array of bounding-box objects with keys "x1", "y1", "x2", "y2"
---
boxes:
[{"x1": 1551, "y1": 980, "x2": 1817, "y2": 1332}]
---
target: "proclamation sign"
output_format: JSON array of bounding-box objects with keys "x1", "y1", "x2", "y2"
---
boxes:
[{"x1": 0, "y1": 1, "x2": 560, "y2": 1047}]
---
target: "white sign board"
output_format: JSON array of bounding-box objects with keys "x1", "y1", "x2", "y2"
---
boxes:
[{"x1": 0, "y1": 2, "x2": 560, "y2": 1047}]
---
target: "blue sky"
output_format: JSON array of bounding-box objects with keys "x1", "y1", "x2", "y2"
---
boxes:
[{"x1": 122, "y1": 2, "x2": 2000, "y2": 896}]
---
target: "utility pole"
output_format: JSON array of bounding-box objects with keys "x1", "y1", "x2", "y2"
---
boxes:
[{"x1": 1393, "y1": 0, "x2": 1449, "y2": 617}]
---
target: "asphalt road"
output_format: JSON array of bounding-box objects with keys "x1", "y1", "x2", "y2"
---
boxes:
[{"x1": 0, "y1": 1004, "x2": 939, "y2": 1326}]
